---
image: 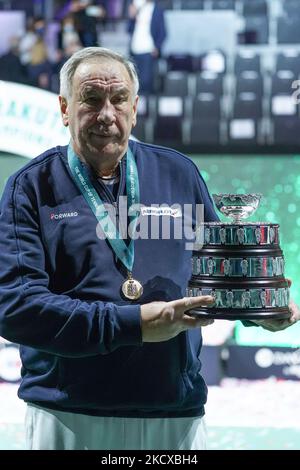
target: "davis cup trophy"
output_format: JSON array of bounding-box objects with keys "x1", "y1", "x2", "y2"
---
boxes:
[{"x1": 187, "y1": 193, "x2": 290, "y2": 320}]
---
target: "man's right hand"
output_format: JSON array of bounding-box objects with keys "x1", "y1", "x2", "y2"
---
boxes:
[{"x1": 141, "y1": 295, "x2": 215, "y2": 342}]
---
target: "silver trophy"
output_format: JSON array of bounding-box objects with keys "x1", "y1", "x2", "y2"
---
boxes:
[{"x1": 187, "y1": 194, "x2": 290, "y2": 320}]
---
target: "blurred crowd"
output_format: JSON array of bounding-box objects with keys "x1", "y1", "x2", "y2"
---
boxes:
[{"x1": 0, "y1": 0, "x2": 167, "y2": 94}]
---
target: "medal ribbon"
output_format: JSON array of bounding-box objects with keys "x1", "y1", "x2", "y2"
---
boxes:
[{"x1": 67, "y1": 144, "x2": 140, "y2": 272}]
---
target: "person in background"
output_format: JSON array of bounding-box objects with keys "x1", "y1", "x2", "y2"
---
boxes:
[
  {"x1": 25, "y1": 17, "x2": 52, "y2": 90},
  {"x1": 57, "y1": 13, "x2": 83, "y2": 51},
  {"x1": 56, "y1": 0, "x2": 106, "y2": 47},
  {"x1": 0, "y1": 36, "x2": 28, "y2": 84},
  {"x1": 128, "y1": 0, "x2": 166, "y2": 94},
  {"x1": 53, "y1": 14, "x2": 83, "y2": 93},
  {"x1": 19, "y1": 17, "x2": 38, "y2": 68}
]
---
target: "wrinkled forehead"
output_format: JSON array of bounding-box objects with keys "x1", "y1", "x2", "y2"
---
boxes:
[{"x1": 73, "y1": 59, "x2": 134, "y2": 94}]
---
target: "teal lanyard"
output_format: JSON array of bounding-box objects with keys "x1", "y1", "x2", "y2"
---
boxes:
[{"x1": 67, "y1": 144, "x2": 140, "y2": 273}]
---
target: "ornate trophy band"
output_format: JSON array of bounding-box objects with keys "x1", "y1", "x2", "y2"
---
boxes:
[
  {"x1": 187, "y1": 194, "x2": 291, "y2": 321},
  {"x1": 192, "y1": 253, "x2": 284, "y2": 278},
  {"x1": 204, "y1": 223, "x2": 279, "y2": 246},
  {"x1": 187, "y1": 281, "x2": 290, "y2": 320}
]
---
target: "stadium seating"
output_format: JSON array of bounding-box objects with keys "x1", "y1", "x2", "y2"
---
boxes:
[{"x1": 2, "y1": 0, "x2": 300, "y2": 152}]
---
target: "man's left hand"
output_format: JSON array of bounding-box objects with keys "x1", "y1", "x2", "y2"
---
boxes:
[{"x1": 252, "y1": 300, "x2": 300, "y2": 332}]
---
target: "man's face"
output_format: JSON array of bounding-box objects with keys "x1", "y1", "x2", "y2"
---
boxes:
[{"x1": 59, "y1": 59, "x2": 138, "y2": 166}]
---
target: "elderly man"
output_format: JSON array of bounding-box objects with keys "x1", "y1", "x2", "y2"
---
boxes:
[{"x1": 0, "y1": 47, "x2": 298, "y2": 450}]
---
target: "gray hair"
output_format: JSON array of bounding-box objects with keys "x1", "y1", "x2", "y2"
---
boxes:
[{"x1": 59, "y1": 47, "x2": 139, "y2": 99}]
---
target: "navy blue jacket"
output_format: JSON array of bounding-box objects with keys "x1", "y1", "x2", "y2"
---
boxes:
[
  {"x1": 0, "y1": 140, "x2": 218, "y2": 417},
  {"x1": 128, "y1": 2, "x2": 167, "y2": 52}
]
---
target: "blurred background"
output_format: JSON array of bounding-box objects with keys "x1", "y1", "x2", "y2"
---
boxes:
[{"x1": 0, "y1": 0, "x2": 300, "y2": 450}]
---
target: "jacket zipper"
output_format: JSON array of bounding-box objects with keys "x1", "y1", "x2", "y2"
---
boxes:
[
  {"x1": 94, "y1": 158, "x2": 125, "y2": 211},
  {"x1": 94, "y1": 159, "x2": 126, "y2": 264}
]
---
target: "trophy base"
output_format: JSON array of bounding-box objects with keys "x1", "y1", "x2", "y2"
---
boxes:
[{"x1": 186, "y1": 307, "x2": 290, "y2": 321}]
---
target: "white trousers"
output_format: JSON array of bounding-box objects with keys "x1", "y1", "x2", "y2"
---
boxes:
[{"x1": 25, "y1": 404, "x2": 207, "y2": 450}]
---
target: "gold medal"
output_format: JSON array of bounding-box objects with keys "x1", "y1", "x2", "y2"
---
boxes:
[{"x1": 122, "y1": 272, "x2": 143, "y2": 300}]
